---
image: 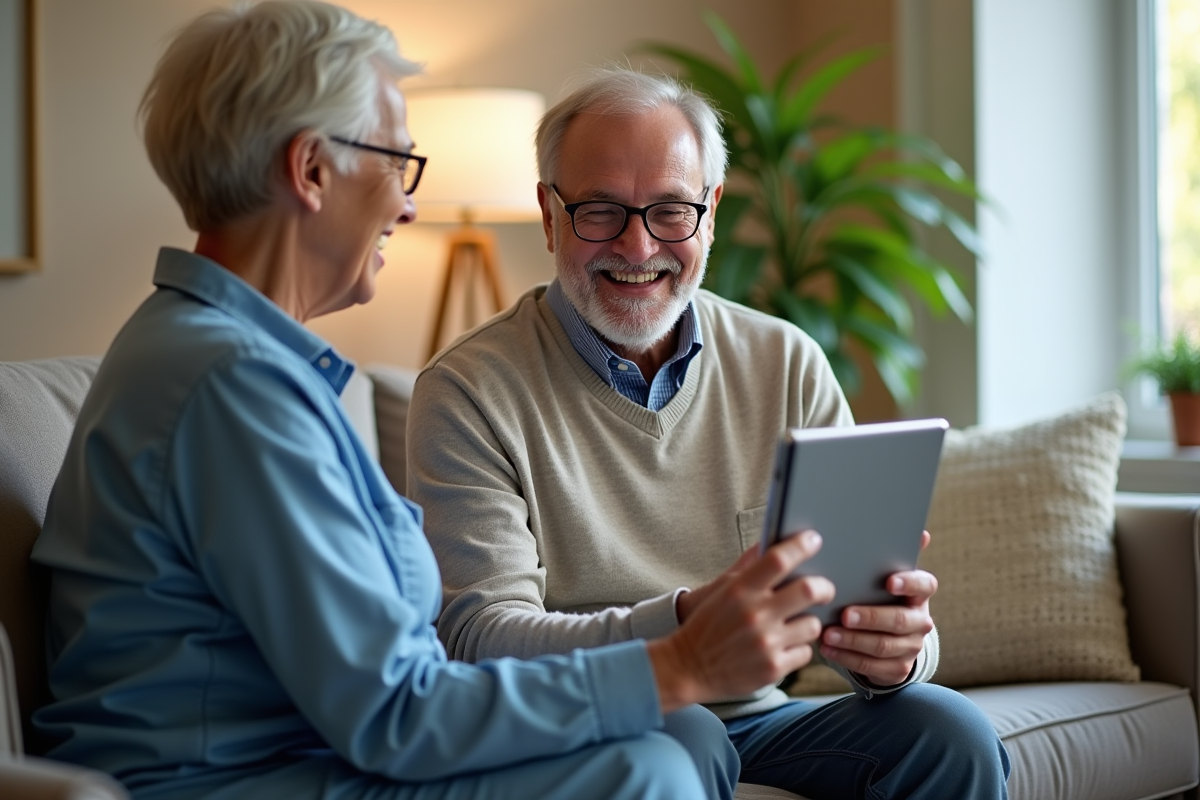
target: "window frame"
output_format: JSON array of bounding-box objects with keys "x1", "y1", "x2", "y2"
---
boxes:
[{"x1": 1121, "y1": 0, "x2": 1174, "y2": 441}]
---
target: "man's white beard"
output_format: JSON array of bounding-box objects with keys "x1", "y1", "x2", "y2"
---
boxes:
[{"x1": 556, "y1": 246, "x2": 707, "y2": 354}]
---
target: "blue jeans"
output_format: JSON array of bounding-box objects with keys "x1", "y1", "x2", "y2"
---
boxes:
[
  {"x1": 664, "y1": 683, "x2": 1010, "y2": 800},
  {"x1": 134, "y1": 732, "x2": 707, "y2": 800}
]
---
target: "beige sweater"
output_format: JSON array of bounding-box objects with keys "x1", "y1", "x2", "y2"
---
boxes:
[{"x1": 407, "y1": 285, "x2": 937, "y2": 717}]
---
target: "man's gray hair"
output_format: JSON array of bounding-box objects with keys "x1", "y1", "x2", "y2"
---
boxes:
[
  {"x1": 139, "y1": 0, "x2": 420, "y2": 232},
  {"x1": 536, "y1": 68, "x2": 728, "y2": 190}
]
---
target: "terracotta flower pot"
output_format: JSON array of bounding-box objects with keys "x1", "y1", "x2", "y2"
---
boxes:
[{"x1": 1168, "y1": 392, "x2": 1200, "y2": 447}]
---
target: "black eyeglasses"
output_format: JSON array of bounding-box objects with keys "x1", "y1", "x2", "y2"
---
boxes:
[
  {"x1": 551, "y1": 185, "x2": 708, "y2": 243},
  {"x1": 330, "y1": 136, "x2": 427, "y2": 194}
]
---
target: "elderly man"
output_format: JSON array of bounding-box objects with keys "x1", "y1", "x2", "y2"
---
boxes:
[{"x1": 407, "y1": 68, "x2": 1010, "y2": 800}]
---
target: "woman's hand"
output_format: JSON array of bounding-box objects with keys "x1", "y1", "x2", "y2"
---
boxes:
[{"x1": 647, "y1": 531, "x2": 834, "y2": 713}]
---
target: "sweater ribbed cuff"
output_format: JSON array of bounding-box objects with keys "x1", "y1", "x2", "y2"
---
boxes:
[
  {"x1": 629, "y1": 589, "x2": 685, "y2": 641},
  {"x1": 581, "y1": 640, "x2": 663, "y2": 740}
]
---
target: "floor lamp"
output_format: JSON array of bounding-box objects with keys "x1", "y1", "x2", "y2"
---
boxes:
[{"x1": 405, "y1": 88, "x2": 546, "y2": 362}]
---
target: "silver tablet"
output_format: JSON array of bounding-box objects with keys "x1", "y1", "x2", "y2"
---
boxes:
[{"x1": 759, "y1": 418, "x2": 948, "y2": 626}]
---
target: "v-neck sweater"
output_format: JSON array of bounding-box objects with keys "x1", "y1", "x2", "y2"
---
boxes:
[{"x1": 408, "y1": 284, "x2": 937, "y2": 717}]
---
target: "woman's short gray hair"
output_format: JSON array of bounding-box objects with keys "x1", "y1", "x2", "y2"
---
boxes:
[
  {"x1": 536, "y1": 67, "x2": 728, "y2": 190},
  {"x1": 139, "y1": 0, "x2": 420, "y2": 232}
]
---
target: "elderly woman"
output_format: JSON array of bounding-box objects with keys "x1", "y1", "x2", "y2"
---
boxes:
[{"x1": 30, "y1": 3, "x2": 835, "y2": 799}]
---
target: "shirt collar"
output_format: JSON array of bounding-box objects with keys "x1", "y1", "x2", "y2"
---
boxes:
[
  {"x1": 545, "y1": 278, "x2": 703, "y2": 388},
  {"x1": 152, "y1": 247, "x2": 355, "y2": 394}
]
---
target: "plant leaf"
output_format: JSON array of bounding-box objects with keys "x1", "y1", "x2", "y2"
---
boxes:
[
  {"x1": 640, "y1": 12, "x2": 983, "y2": 407},
  {"x1": 862, "y1": 161, "x2": 983, "y2": 200},
  {"x1": 824, "y1": 225, "x2": 973, "y2": 322},
  {"x1": 702, "y1": 11, "x2": 765, "y2": 94},
  {"x1": 710, "y1": 191, "x2": 754, "y2": 240},
  {"x1": 825, "y1": 349, "x2": 862, "y2": 397},
  {"x1": 812, "y1": 131, "x2": 876, "y2": 184},
  {"x1": 638, "y1": 43, "x2": 758, "y2": 135},
  {"x1": 780, "y1": 48, "x2": 879, "y2": 132},
  {"x1": 843, "y1": 315, "x2": 925, "y2": 406},
  {"x1": 872, "y1": 350, "x2": 918, "y2": 407},
  {"x1": 769, "y1": 289, "x2": 839, "y2": 351},
  {"x1": 826, "y1": 253, "x2": 914, "y2": 332},
  {"x1": 891, "y1": 186, "x2": 943, "y2": 226},
  {"x1": 705, "y1": 241, "x2": 766, "y2": 305},
  {"x1": 844, "y1": 314, "x2": 925, "y2": 367},
  {"x1": 941, "y1": 206, "x2": 984, "y2": 257},
  {"x1": 745, "y1": 94, "x2": 781, "y2": 157}
]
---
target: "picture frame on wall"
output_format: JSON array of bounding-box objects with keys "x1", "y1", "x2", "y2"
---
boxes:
[{"x1": 0, "y1": 0, "x2": 39, "y2": 273}]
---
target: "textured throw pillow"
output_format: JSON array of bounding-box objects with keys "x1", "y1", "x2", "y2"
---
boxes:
[{"x1": 789, "y1": 392, "x2": 1139, "y2": 696}]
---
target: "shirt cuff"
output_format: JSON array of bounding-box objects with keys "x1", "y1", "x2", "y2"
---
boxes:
[
  {"x1": 629, "y1": 589, "x2": 686, "y2": 641},
  {"x1": 581, "y1": 639, "x2": 663, "y2": 740}
]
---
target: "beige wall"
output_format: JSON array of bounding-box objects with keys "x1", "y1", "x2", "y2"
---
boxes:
[
  {"x1": 0, "y1": 0, "x2": 897, "y2": 416},
  {"x1": 0, "y1": 0, "x2": 793, "y2": 364}
]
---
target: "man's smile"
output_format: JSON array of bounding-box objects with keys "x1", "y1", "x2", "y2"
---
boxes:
[{"x1": 605, "y1": 270, "x2": 666, "y2": 285}]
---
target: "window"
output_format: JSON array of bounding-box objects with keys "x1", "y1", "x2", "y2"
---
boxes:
[
  {"x1": 1157, "y1": 0, "x2": 1200, "y2": 345},
  {"x1": 1124, "y1": 0, "x2": 1189, "y2": 440}
]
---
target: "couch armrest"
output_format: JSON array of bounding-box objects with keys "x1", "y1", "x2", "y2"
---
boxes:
[
  {"x1": 1115, "y1": 492, "x2": 1200, "y2": 716},
  {"x1": 0, "y1": 756, "x2": 129, "y2": 799}
]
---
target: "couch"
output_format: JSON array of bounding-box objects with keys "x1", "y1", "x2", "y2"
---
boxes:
[{"x1": 1, "y1": 355, "x2": 1197, "y2": 800}]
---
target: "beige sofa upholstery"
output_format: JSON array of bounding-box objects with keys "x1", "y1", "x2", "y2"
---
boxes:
[{"x1": 1, "y1": 356, "x2": 1198, "y2": 800}]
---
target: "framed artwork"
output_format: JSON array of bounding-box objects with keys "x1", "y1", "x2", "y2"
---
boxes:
[{"x1": 0, "y1": 0, "x2": 38, "y2": 273}]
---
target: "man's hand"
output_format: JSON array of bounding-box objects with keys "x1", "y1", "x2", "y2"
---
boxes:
[
  {"x1": 818, "y1": 530, "x2": 936, "y2": 687},
  {"x1": 674, "y1": 544, "x2": 759, "y2": 624},
  {"x1": 647, "y1": 531, "x2": 834, "y2": 713}
]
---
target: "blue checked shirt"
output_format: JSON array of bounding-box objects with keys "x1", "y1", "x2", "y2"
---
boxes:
[{"x1": 546, "y1": 280, "x2": 703, "y2": 410}]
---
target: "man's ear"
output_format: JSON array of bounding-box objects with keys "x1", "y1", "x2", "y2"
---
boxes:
[
  {"x1": 284, "y1": 131, "x2": 327, "y2": 214},
  {"x1": 704, "y1": 183, "x2": 724, "y2": 242},
  {"x1": 537, "y1": 182, "x2": 555, "y2": 254}
]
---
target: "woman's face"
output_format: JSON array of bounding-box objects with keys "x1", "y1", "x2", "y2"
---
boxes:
[{"x1": 308, "y1": 83, "x2": 417, "y2": 317}]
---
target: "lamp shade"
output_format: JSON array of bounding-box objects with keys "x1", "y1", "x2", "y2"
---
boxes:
[{"x1": 404, "y1": 88, "x2": 545, "y2": 223}]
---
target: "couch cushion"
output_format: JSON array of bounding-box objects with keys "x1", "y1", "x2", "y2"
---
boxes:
[
  {"x1": 962, "y1": 681, "x2": 1199, "y2": 800},
  {"x1": 922, "y1": 392, "x2": 1138, "y2": 687},
  {"x1": 790, "y1": 393, "x2": 1138, "y2": 696},
  {"x1": 785, "y1": 684, "x2": 1198, "y2": 800},
  {"x1": 367, "y1": 364, "x2": 418, "y2": 495},
  {"x1": 341, "y1": 368, "x2": 378, "y2": 462},
  {"x1": 0, "y1": 356, "x2": 100, "y2": 752}
]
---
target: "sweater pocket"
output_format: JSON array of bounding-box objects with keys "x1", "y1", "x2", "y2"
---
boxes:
[{"x1": 736, "y1": 505, "x2": 767, "y2": 553}]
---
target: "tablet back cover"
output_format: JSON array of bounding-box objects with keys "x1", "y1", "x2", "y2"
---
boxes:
[{"x1": 764, "y1": 419, "x2": 947, "y2": 626}]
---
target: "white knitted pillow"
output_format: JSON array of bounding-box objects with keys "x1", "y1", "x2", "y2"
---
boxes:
[
  {"x1": 923, "y1": 391, "x2": 1137, "y2": 686},
  {"x1": 789, "y1": 392, "x2": 1138, "y2": 696}
]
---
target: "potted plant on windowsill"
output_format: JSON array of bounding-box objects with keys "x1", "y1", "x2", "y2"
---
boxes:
[
  {"x1": 640, "y1": 13, "x2": 981, "y2": 407},
  {"x1": 1128, "y1": 332, "x2": 1200, "y2": 446}
]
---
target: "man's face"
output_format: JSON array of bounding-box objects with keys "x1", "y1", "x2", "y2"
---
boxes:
[{"x1": 539, "y1": 106, "x2": 721, "y2": 353}]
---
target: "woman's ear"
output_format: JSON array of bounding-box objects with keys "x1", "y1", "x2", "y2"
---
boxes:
[{"x1": 284, "y1": 131, "x2": 327, "y2": 213}]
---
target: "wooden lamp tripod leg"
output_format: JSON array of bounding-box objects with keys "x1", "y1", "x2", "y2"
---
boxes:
[{"x1": 426, "y1": 226, "x2": 507, "y2": 363}]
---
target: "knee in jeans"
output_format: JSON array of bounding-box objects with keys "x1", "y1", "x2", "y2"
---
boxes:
[
  {"x1": 889, "y1": 683, "x2": 981, "y2": 721},
  {"x1": 890, "y1": 683, "x2": 1004, "y2": 755}
]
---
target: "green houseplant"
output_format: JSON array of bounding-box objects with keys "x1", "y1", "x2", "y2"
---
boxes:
[
  {"x1": 640, "y1": 14, "x2": 981, "y2": 406},
  {"x1": 1127, "y1": 332, "x2": 1200, "y2": 446}
]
